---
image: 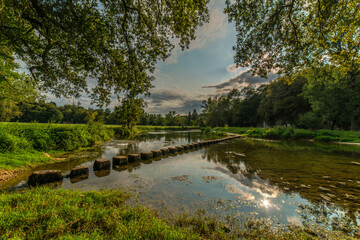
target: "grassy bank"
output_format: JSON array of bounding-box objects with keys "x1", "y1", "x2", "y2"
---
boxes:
[
  {"x1": 0, "y1": 123, "x2": 199, "y2": 170},
  {"x1": 0, "y1": 187, "x2": 354, "y2": 239},
  {"x1": 216, "y1": 126, "x2": 360, "y2": 143},
  {"x1": 0, "y1": 123, "x2": 114, "y2": 170}
]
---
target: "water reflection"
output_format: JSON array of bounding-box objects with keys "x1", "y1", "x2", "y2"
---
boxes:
[
  {"x1": 201, "y1": 138, "x2": 360, "y2": 228},
  {"x1": 3, "y1": 131, "x2": 359, "y2": 232}
]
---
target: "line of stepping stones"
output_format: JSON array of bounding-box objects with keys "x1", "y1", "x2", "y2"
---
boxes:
[{"x1": 28, "y1": 136, "x2": 240, "y2": 186}]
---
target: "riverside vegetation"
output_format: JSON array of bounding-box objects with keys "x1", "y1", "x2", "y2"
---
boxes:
[
  {"x1": 0, "y1": 187, "x2": 355, "y2": 239},
  {"x1": 0, "y1": 123, "x2": 197, "y2": 170}
]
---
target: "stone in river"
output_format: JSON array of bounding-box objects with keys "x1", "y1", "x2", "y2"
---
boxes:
[
  {"x1": 113, "y1": 156, "x2": 128, "y2": 166},
  {"x1": 151, "y1": 150, "x2": 162, "y2": 157},
  {"x1": 28, "y1": 170, "x2": 63, "y2": 186},
  {"x1": 93, "y1": 158, "x2": 110, "y2": 171},
  {"x1": 141, "y1": 152, "x2": 154, "y2": 160},
  {"x1": 128, "y1": 154, "x2": 141, "y2": 163},
  {"x1": 70, "y1": 165, "x2": 89, "y2": 178}
]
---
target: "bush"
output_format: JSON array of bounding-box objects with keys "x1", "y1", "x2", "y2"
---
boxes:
[
  {"x1": 0, "y1": 123, "x2": 114, "y2": 153},
  {"x1": 296, "y1": 112, "x2": 323, "y2": 129},
  {"x1": 0, "y1": 132, "x2": 31, "y2": 153}
]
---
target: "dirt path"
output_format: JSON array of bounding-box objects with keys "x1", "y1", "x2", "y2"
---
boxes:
[{"x1": 0, "y1": 169, "x2": 23, "y2": 187}]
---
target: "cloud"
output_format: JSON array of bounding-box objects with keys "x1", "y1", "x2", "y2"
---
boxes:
[
  {"x1": 226, "y1": 64, "x2": 244, "y2": 73},
  {"x1": 145, "y1": 89, "x2": 208, "y2": 114},
  {"x1": 189, "y1": 8, "x2": 228, "y2": 50},
  {"x1": 203, "y1": 70, "x2": 278, "y2": 94},
  {"x1": 165, "y1": 3, "x2": 228, "y2": 64}
]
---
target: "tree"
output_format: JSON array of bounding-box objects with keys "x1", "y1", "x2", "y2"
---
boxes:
[
  {"x1": 225, "y1": 0, "x2": 360, "y2": 129},
  {"x1": 302, "y1": 66, "x2": 360, "y2": 129},
  {"x1": 257, "y1": 76, "x2": 310, "y2": 126},
  {"x1": 1, "y1": 0, "x2": 209, "y2": 108},
  {"x1": 0, "y1": 46, "x2": 40, "y2": 121},
  {"x1": 225, "y1": 0, "x2": 360, "y2": 78}
]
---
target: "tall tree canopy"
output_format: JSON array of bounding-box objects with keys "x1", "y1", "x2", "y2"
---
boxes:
[
  {"x1": 225, "y1": 0, "x2": 360, "y2": 79},
  {"x1": 0, "y1": 0, "x2": 209, "y2": 106}
]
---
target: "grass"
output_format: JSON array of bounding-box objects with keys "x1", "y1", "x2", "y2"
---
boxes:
[
  {"x1": 0, "y1": 123, "x2": 199, "y2": 171},
  {"x1": 216, "y1": 126, "x2": 360, "y2": 143},
  {"x1": 0, "y1": 187, "x2": 355, "y2": 239},
  {"x1": 0, "y1": 122, "x2": 115, "y2": 171},
  {"x1": 0, "y1": 152, "x2": 54, "y2": 170},
  {"x1": 0, "y1": 187, "x2": 199, "y2": 239}
]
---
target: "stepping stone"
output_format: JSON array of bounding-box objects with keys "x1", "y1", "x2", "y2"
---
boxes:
[
  {"x1": 141, "y1": 152, "x2": 153, "y2": 160},
  {"x1": 168, "y1": 147, "x2": 178, "y2": 154},
  {"x1": 161, "y1": 148, "x2": 170, "y2": 155},
  {"x1": 94, "y1": 158, "x2": 110, "y2": 171},
  {"x1": 176, "y1": 146, "x2": 184, "y2": 152},
  {"x1": 28, "y1": 170, "x2": 63, "y2": 186},
  {"x1": 70, "y1": 166, "x2": 89, "y2": 178},
  {"x1": 182, "y1": 145, "x2": 189, "y2": 150},
  {"x1": 151, "y1": 150, "x2": 162, "y2": 157},
  {"x1": 113, "y1": 156, "x2": 128, "y2": 166},
  {"x1": 128, "y1": 154, "x2": 141, "y2": 163}
]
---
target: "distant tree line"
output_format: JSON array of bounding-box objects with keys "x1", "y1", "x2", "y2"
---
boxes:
[
  {"x1": 202, "y1": 66, "x2": 360, "y2": 130},
  {"x1": 1, "y1": 100, "x2": 201, "y2": 127},
  {"x1": 139, "y1": 110, "x2": 201, "y2": 126}
]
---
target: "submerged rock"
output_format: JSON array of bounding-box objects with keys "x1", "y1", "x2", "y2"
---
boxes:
[{"x1": 28, "y1": 170, "x2": 63, "y2": 186}]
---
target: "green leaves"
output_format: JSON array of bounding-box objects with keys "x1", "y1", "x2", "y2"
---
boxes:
[
  {"x1": 0, "y1": 0, "x2": 209, "y2": 107},
  {"x1": 225, "y1": 0, "x2": 360, "y2": 78}
]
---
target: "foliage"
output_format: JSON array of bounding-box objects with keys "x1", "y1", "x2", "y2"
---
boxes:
[
  {"x1": 0, "y1": 46, "x2": 40, "y2": 121},
  {"x1": 0, "y1": 122, "x2": 114, "y2": 154},
  {"x1": 202, "y1": 87, "x2": 262, "y2": 127},
  {"x1": 1, "y1": 0, "x2": 210, "y2": 108},
  {"x1": 302, "y1": 66, "x2": 360, "y2": 130},
  {"x1": 224, "y1": 0, "x2": 360, "y2": 78},
  {"x1": 258, "y1": 76, "x2": 310, "y2": 126}
]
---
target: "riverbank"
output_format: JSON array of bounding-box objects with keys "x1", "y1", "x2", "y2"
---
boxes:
[
  {"x1": 0, "y1": 123, "x2": 199, "y2": 185},
  {"x1": 0, "y1": 187, "x2": 353, "y2": 239},
  {"x1": 215, "y1": 126, "x2": 360, "y2": 143}
]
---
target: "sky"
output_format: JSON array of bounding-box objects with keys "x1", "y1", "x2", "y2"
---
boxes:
[{"x1": 50, "y1": 0, "x2": 277, "y2": 114}]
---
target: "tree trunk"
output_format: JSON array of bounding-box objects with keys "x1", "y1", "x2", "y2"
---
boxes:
[{"x1": 350, "y1": 116, "x2": 360, "y2": 131}]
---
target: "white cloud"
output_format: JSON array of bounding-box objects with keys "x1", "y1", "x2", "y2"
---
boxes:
[
  {"x1": 165, "y1": 4, "x2": 228, "y2": 64},
  {"x1": 226, "y1": 64, "x2": 245, "y2": 73}
]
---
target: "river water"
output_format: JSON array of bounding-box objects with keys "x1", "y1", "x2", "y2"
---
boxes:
[{"x1": 5, "y1": 130, "x2": 360, "y2": 231}]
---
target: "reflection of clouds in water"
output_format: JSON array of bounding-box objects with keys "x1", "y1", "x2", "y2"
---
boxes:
[
  {"x1": 287, "y1": 215, "x2": 302, "y2": 226},
  {"x1": 214, "y1": 165, "x2": 280, "y2": 199},
  {"x1": 225, "y1": 184, "x2": 255, "y2": 200}
]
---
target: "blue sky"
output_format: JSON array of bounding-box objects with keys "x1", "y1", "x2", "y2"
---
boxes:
[
  {"x1": 143, "y1": 0, "x2": 277, "y2": 114},
  {"x1": 50, "y1": 0, "x2": 276, "y2": 114}
]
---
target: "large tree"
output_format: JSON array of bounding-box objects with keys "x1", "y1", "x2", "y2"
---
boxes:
[
  {"x1": 1, "y1": 0, "x2": 209, "y2": 108},
  {"x1": 225, "y1": 0, "x2": 359, "y2": 77},
  {"x1": 225, "y1": 0, "x2": 360, "y2": 128}
]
